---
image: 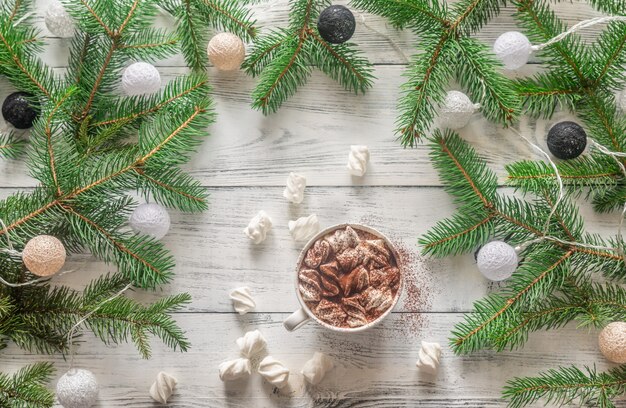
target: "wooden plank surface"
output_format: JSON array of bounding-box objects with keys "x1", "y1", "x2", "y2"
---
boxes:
[{"x1": 0, "y1": 0, "x2": 624, "y2": 407}]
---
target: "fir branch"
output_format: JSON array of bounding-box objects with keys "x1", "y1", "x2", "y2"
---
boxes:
[
  {"x1": 245, "y1": 0, "x2": 374, "y2": 114},
  {"x1": 504, "y1": 365, "x2": 626, "y2": 408},
  {"x1": 0, "y1": 132, "x2": 26, "y2": 159},
  {"x1": 163, "y1": 0, "x2": 257, "y2": 71},
  {"x1": 0, "y1": 363, "x2": 54, "y2": 408}
]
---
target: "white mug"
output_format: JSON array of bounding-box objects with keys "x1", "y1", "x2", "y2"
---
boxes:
[{"x1": 284, "y1": 224, "x2": 403, "y2": 333}]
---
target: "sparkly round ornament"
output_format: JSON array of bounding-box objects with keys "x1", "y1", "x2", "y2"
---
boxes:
[
  {"x1": 493, "y1": 31, "x2": 532, "y2": 70},
  {"x1": 22, "y1": 235, "x2": 66, "y2": 277},
  {"x1": 129, "y1": 203, "x2": 171, "y2": 240},
  {"x1": 317, "y1": 5, "x2": 356, "y2": 44},
  {"x1": 2, "y1": 92, "x2": 39, "y2": 129},
  {"x1": 45, "y1": 0, "x2": 75, "y2": 38},
  {"x1": 599, "y1": 322, "x2": 626, "y2": 363},
  {"x1": 56, "y1": 368, "x2": 99, "y2": 408},
  {"x1": 207, "y1": 33, "x2": 246, "y2": 71},
  {"x1": 476, "y1": 241, "x2": 518, "y2": 281},
  {"x1": 547, "y1": 121, "x2": 587, "y2": 160},
  {"x1": 122, "y1": 62, "x2": 161, "y2": 96},
  {"x1": 439, "y1": 90, "x2": 479, "y2": 130}
]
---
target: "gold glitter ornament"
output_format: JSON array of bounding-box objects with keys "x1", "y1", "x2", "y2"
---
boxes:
[
  {"x1": 22, "y1": 235, "x2": 66, "y2": 277},
  {"x1": 599, "y1": 322, "x2": 626, "y2": 363},
  {"x1": 207, "y1": 33, "x2": 245, "y2": 71}
]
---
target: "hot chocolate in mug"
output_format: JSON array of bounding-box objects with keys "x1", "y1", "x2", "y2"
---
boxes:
[{"x1": 284, "y1": 224, "x2": 403, "y2": 333}]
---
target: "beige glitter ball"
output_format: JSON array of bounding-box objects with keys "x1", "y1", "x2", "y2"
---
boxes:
[
  {"x1": 207, "y1": 33, "x2": 245, "y2": 71},
  {"x1": 599, "y1": 322, "x2": 626, "y2": 363},
  {"x1": 22, "y1": 235, "x2": 66, "y2": 277}
]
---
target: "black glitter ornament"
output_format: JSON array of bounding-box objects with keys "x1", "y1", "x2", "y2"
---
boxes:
[
  {"x1": 317, "y1": 5, "x2": 356, "y2": 44},
  {"x1": 2, "y1": 92, "x2": 39, "y2": 129},
  {"x1": 547, "y1": 121, "x2": 587, "y2": 160}
]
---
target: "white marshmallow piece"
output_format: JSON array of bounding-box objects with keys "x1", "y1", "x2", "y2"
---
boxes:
[
  {"x1": 301, "y1": 352, "x2": 334, "y2": 385},
  {"x1": 236, "y1": 330, "x2": 267, "y2": 358},
  {"x1": 229, "y1": 287, "x2": 256, "y2": 315},
  {"x1": 283, "y1": 172, "x2": 307, "y2": 204},
  {"x1": 347, "y1": 145, "x2": 370, "y2": 177},
  {"x1": 219, "y1": 358, "x2": 252, "y2": 381},
  {"x1": 258, "y1": 356, "x2": 290, "y2": 389},
  {"x1": 288, "y1": 214, "x2": 320, "y2": 242},
  {"x1": 149, "y1": 371, "x2": 177, "y2": 404},
  {"x1": 416, "y1": 341, "x2": 442, "y2": 375},
  {"x1": 244, "y1": 211, "x2": 272, "y2": 244}
]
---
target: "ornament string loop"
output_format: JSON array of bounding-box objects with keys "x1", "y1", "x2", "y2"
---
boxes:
[
  {"x1": 531, "y1": 16, "x2": 626, "y2": 51},
  {"x1": 358, "y1": 14, "x2": 410, "y2": 64},
  {"x1": 66, "y1": 283, "x2": 133, "y2": 369},
  {"x1": 508, "y1": 127, "x2": 564, "y2": 234}
]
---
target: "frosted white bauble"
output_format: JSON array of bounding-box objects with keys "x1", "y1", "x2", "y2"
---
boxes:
[
  {"x1": 122, "y1": 62, "x2": 161, "y2": 96},
  {"x1": 493, "y1": 31, "x2": 532, "y2": 70},
  {"x1": 207, "y1": 33, "x2": 246, "y2": 71},
  {"x1": 599, "y1": 322, "x2": 626, "y2": 363},
  {"x1": 476, "y1": 240, "x2": 518, "y2": 281},
  {"x1": 439, "y1": 91, "x2": 478, "y2": 130},
  {"x1": 45, "y1": 1, "x2": 75, "y2": 38},
  {"x1": 56, "y1": 369, "x2": 99, "y2": 408},
  {"x1": 22, "y1": 235, "x2": 66, "y2": 277},
  {"x1": 129, "y1": 203, "x2": 171, "y2": 240}
]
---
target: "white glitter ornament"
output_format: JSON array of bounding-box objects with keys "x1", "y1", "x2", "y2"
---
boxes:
[
  {"x1": 56, "y1": 369, "x2": 99, "y2": 408},
  {"x1": 493, "y1": 31, "x2": 533, "y2": 70},
  {"x1": 207, "y1": 33, "x2": 246, "y2": 71},
  {"x1": 22, "y1": 235, "x2": 66, "y2": 277},
  {"x1": 129, "y1": 203, "x2": 171, "y2": 240},
  {"x1": 122, "y1": 62, "x2": 161, "y2": 96},
  {"x1": 599, "y1": 322, "x2": 626, "y2": 363},
  {"x1": 45, "y1": 1, "x2": 75, "y2": 38},
  {"x1": 149, "y1": 371, "x2": 177, "y2": 404},
  {"x1": 439, "y1": 91, "x2": 479, "y2": 130},
  {"x1": 476, "y1": 241, "x2": 518, "y2": 281}
]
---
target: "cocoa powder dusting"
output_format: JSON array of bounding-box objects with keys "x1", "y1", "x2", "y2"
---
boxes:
[{"x1": 359, "y1": 214, "x2": 438, "y2": 338}]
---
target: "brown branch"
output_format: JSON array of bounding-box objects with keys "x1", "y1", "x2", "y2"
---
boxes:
[
  {"x1": 245, "y1": 38, "x2": 287, "y2": 72},
  {"x1": 81, "y1": 41, "x2": 117, "y2": 118},
  {"x1": 92, "y1": 80, "x2": 207, "y2": 127},
  {"x1": 119, "y1": 39, "x2": 177, "y2": 50},
  {"x1": 134, "y1": 169, "x2": 205, "y2": 203},
  {"x1": 118, "y1": 0, "x2": 140, "y2": 35},
  {"x1": 423, "y1": 214, "x2": 494, "y2": 249},
  {"x1": 309, "y1": 30, "x2": 366, "y2": 82},
  {"x1": 437, "y1": 137, "x2": 491, "y2": 207},
  {"x1": 258, "y1": 38, "x2": 306, "y2": 105},
  {"x1": 0, "y1": 108, "x2": 204, "y2": 237},
  {"x1": 62, "y1": 205, "x2": 164, "y2": 279},
  {"x1": 454, "y1": 251, "x2": 574, "y2": 348},
  {"x1": 0, "y1": 31, "x2": 52, "y2": 98},
  {"x1": 45, "y1": 92, "x2": 74, "y2": 196},
  {"x1": 78, "y1": 0, "x2": 114, "y2": 37},
  {"x1": 509, "y1": 172, "x2": 621, "y2": 181},
  {"x1": 8, "y1": 0, "x2": 21, "y2": 22},
  {"x1": 200, "y1": 0, "x2": 256, "y2": 38}
]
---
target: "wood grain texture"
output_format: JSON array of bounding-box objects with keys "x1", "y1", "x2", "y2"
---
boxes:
[{"x1": 0, "y1": 0, "x2": 623, "y2": 407}]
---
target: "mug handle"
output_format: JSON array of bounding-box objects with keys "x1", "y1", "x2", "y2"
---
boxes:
[{"x1": 284, "y1": 308, "x2": 310, "y2": 331}]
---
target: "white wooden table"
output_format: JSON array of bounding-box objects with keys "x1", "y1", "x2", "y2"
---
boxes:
[{"x1": 1, "y1": 1, "x2": 624, "y2": 406}]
